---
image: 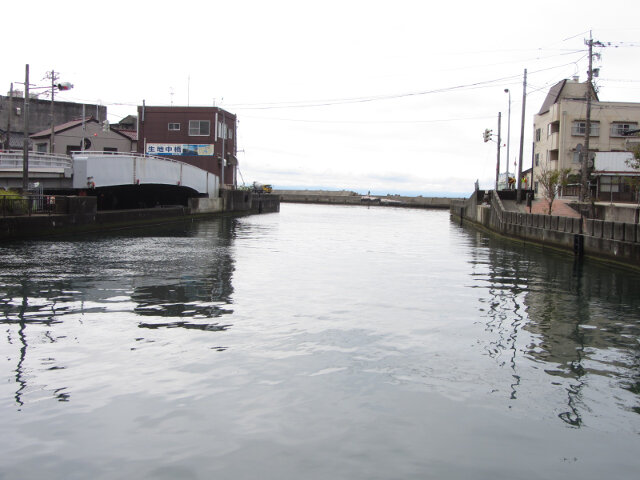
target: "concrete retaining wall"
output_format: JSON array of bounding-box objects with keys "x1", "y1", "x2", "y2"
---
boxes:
[
  {"x1": 189, "y1": 197, "x2": 223, "y2": 213},
  {"x1": 451, "y1": 192, "x2": 640, "y2": 268},
  {"x1": 278, "y1": 191, "x2": 459, "y2": 209},
  {"x1": 0, "y1": 191, "x2": 281, "y2": 240},
  {"x1": 251, "y1": 194, "x2": 280, "y2": 214}
]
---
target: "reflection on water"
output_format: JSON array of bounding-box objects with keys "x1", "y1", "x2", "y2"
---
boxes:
[
  {"x1": 0, "y1": 217, "x2": 237, "y2": 409},
  {"x1": 0, "y1": 205, "x2": 639, "y2": 479},
  {"x1": 138, "y1": 321, "x2": 230, "y2": 332},
  {"x1": 465, "y1": 225, "x2": 640, "y2": 427}
]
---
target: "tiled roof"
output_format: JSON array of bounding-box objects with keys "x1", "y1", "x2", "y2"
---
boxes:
[
  {"x1": 31, "y1": 117, "x2": 96, "y2": 138},
  {"x1": 114, "y1": 129, "x2": 138, "y2": 141}
]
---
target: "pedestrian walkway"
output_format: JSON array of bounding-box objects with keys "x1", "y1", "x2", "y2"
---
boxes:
[{"x1": 529, "y1": 198, "x2": 581, "y2": 218}]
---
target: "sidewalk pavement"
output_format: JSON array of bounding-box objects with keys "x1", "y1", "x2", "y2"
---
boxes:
[
  {"x1": 501, "y1": 198, "x2": 581, "y2": 218},
  {"x1": 529, "y1": 198, "x2": 581, "y2": 218}
]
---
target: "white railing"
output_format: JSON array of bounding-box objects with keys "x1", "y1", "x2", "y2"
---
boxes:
[
  {"x1": 0, "y1": 150, "x2": 73, "y2": 169},
  {"x1": 71, "y1": 151, "x2": 200, "y2": 168},
  {"x1": 0, "y1": 150, "x2": 211, "y2": 170}
]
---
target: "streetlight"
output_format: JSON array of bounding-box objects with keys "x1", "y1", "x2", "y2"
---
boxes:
[{"x1": 504, "y1": 88, "x2": 511, "y2": 183}]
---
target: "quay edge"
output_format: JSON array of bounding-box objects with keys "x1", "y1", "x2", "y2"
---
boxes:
[
  {"x1": 451, "y1": 189, "x2": 640, "y2": 271},
  {"x1": 0, "y1": 190, "x2": 280, "y2": 240},
  {"x1": 275, "y1": 189, "x2": 462, "y2": 209}
]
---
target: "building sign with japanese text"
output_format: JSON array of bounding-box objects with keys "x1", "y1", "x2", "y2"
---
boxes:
[{"x1": 146, "y1": 144, "x2": 214, "y2": 156}]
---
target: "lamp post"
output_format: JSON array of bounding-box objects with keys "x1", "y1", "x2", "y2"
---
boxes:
[{"x1": 504, "y1": 88, "x2": 511, "y2": 181}]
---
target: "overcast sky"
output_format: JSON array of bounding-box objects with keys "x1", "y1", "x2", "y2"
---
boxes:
[{"x1": 5, "y1": 0, "x2": 640, "y2": 195}]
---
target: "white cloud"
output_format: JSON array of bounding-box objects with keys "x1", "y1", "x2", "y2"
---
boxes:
[{"x1": 5, "y1": 0, "x2": 640, "y2": 195}]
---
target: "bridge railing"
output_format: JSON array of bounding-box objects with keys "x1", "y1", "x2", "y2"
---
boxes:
[
  {"x1": 71, "y1": 151, "x2": 199, "y2": 167},
  {"x1": 0, "y1": 150, "x2": 73, "y2": 169},
  {"x1": 0, "y1": 150, "x2": 210, "y2": 170}
]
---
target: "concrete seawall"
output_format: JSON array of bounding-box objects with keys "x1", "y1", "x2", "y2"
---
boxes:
[
  {"x1": 276, "y1": 190, "x2": 460, "y2": 209},
  {"x1": 0, "y1": 191, "x2": 280, "y2": 240},
  {"x1": 451, "y1": 190, "x2": 640, "y2": 269}
]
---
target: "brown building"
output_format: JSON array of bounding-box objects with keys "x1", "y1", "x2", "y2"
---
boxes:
[{"x1": 137, "y1": 106, "x2": 238, "y2": 188}]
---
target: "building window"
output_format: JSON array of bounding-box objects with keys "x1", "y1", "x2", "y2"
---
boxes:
[
  {"x1": 599, "y1": 176, "x2": 620, "y2": 193},
  {"x1": 535, "y1": 153, "x2": 539, "y2": 166},
  {"x1": 168, "y1": 123, "x2": 180, "y2": 131},
  {"x1": 572, "y1": 151, "x2": 581, "y2": 163},
  {"x1": 610, "y1": 122, "x2": 638, "y2": 137},
  {"x1": 535, "y1": 128, "x2": 541, "y2": 142},
  {"x1": 534, "y1": 181, "x2": 539, "y2": 194},
  {"x1": 572, "y1": 121, "x2": 599, "y2": 137},
  {"x1": 189, "y1": 120, "x2": 210, "y2": 136},
  {"x1": 36, "y1": 143, "x2": 47, "y2": 153},
  {"x1": 217, "y1": 121, "x2": 234, "y2": 140}
]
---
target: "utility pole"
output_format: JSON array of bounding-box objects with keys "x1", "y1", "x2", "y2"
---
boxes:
[
  {"x1": 22, "y1": 64, "x2": 30, "y2": 192},
  {"x1": 46, "y1": 70, "x2": 60, "y2": 154},
  {"x1": 581, "y1": 32, "x2": 603, "y2": 203},
  {"x1": 495, "y1": 112, "x2": 501, "y2": 191},
  {"x1": 504, "y1": 89, "x2": 511, "y2": 180},
  {"x1": 516, "y1": 68, "x2": 527, "y2": 203}
]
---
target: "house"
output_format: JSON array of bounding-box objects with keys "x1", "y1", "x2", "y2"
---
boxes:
[
  {"x1": 532, "y1": 77, "x2": 640, "y2": 199},
  {"x1": 30, "y1": 117, "x2": 136, "y2": 155},
  {"x1": 591, "y1": 151, "x2": 639, "y2": 202},
  {"x1": 136, "y1": 106, "x2": 238, "y2": 188},
  {"x1": 112, "y1": 115, "x2": 137, "y2": 131}
]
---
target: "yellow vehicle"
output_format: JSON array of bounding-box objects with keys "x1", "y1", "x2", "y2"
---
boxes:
[{"x1": 252, "y1": 182, "x2": 272, "y2": 194}]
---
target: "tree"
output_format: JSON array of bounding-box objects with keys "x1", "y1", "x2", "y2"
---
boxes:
[
  {"x1": 536, "y1": 166, "x2": 571, "y2": 215},
  {"x1": 625, "y1": 144, "x2": 640, "y2": 204}
]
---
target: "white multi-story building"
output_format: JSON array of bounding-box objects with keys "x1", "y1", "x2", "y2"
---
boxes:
[{"x1": 533, "y1": 77, "x2": 640, "y2": 200}]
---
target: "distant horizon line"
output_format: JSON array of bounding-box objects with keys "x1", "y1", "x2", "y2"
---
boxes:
[{"x1": 268, "y1": 185, "x2": 471, "y2": 198}]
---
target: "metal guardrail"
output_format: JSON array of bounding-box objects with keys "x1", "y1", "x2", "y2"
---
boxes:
[
  {"x1": 0, "y1": 150, "x2": 73, "y2": 169},
  {"x1": 0, "y1": 194, "x2": 57, "y2": 217}
]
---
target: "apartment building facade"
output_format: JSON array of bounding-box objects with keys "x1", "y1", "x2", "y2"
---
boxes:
[
  {"x1": 532, "y1": 78, "x2": 640, "y2": 199},
  {"x1": 137, "y1": 106, "x2": 238, "y2": 188}
]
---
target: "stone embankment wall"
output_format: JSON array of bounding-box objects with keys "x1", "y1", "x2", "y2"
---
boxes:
[
  {"x1": 0, "y1": 192, "x2": 280, "y2": 240},
  {"x1": 451, "y1": 191, "x2": 640, "y2": 267},
  {"x1": 276, "y1": 190, "x2": 458, "y2": 209}
]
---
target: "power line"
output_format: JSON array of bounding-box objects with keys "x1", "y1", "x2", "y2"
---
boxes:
[
  {"x1": 227, "y1": 60, "x2": 584, "y2": 111},
  {"x1": 241, "y1": 114, "x2": 496, "y2": 125}
]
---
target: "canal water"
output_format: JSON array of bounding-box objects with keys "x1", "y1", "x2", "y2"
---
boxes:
[{"x1": 0, "y1": 203, "x2": 638, "y2": 479}]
